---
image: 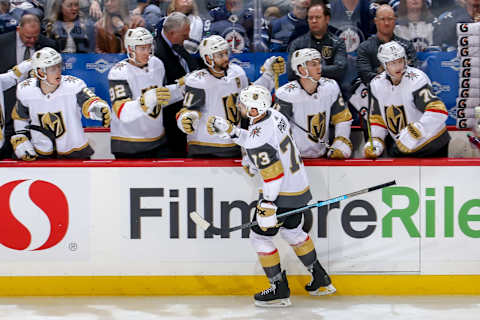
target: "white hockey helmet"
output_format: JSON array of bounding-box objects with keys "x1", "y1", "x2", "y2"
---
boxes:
[
  {"x1": 124, "y1": 27, "x2": 154, "y2": 63},
  {"x1": 32, "y1": 47, "x2": 62, "y2": 80},
  {"x1": 198, "y1": 35, "x2": 230, "y2": 68},
  {"x1": 239, "y1": 84, "x2": 272, "y2": 119},
  {"x1": 291, "y1": 48, "x2": 322, "y2": 82},
  {"x1": 378, "y1": 41, "x2": 406, "y2": 68}
]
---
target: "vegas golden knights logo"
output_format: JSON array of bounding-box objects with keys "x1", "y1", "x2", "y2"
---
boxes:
[
  {"x1": 307, "y1": 112, "x2": 326, "y2": 143},
  {"x1": 385, "y1": 105, "x2": 407, "y2": 135},
  {"x1": 148, "y1": 105, "x2": 162, "y2": 119},
  {"x1": 37, "y1": 112, "x2": 66, "y2": 138},
  {"x1": 222, "y1": 93, "x2": 240, "y2": 124}
]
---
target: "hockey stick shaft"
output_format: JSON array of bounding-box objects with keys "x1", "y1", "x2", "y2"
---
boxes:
[
  {"x1": 366, "y1": 83, "x2": 374, "y2": 153},
  {"x1": 190, "y1": 180, "x2": 396, "y2": 235}
]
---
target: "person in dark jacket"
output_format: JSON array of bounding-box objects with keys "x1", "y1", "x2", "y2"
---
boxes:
[
  {"x1": 44, "y1": 0, "x2": 96, "y2": 52},
  {"x1": 287, "y1": 2, "x2": 347, "y2": 85}
]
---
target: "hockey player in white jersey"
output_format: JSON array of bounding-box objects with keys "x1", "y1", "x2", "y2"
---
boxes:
[
  {"x1": 12, "y1": 47, "x2": 110, "y2": 160},
  {"x1": 0, "y1": 59, "x2": 32, "y2": 158},
  {"x1": 176, "y1": 35, "x2": 286, "y2": 157},
  {"x1": 108, "y1": 27, "x2": 184, "y2": 158},
  {"x1": 275, "y1": 48, "x2": 353, "y2": 159},
  {"x1": 363, "y1": 41, "x2": 450, "y2": 158},
  {"x1": 206, "y1": 84, "x2": 336, "y2": 307}
]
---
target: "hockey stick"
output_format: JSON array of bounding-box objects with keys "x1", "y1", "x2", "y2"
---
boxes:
[
  {"x1": 365, "y1": 83, "x2": 375, "y2": 153},
  {"x1": 190, "y1": 180, "x2": 396, "y2": 235}
]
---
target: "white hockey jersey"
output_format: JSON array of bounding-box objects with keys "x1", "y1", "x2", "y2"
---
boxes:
[
  {"x1": 233, "y1": 109, "x2": 312, "y2": 208},
  {"x1": 13, "y1": 75, "x2": 96, "y2": 157},
  {"x1": 369, "y1": 66, "x2": 450, "y2": 156},
  {"x1": 180, "y1": 63, "x2": 249, "y2": 156},
  {"x1": 108, "y1": 57, "x2": 183, "y2": 154},
  {"x1": 274, "y1": 78, "x2": 352, "y2": 158}
]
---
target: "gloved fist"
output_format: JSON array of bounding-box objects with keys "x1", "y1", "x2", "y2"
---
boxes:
[
  {"x1": 241, "y1": 155, "x2": 258, "y2": 177},
  {"x1": 261, "y1": 56, "x2": 286, "y2": 76},
  {"x1": 363, "y1": 138, "x2": 384, "y2": 159},
  {"x1": 140, "y1": 86, "x2": 171, "y2": 114},
  {"x1": 177, "y1": 108, "x2": 200, "y2": 134},
  {"x1": 12, "y1": 59, "x2": 32, "y2": 78},
  {"x1": 327, "y1": 137, "x2": 353, "y2": 159},
  {"x1": 11, "y1": 134, "x2": 37, "y2": 161},
  {"x1": 206, "y1": 115, "x2": 235, "y2": 139},
  {"x1": 396, "y1": 122, "x2": 426, "y2": 152},
  {"x1": 255, "y1": 200, "x2": 278, "y2": 231},
  {"x1": 88, "y1": 99, "x2": 111, "y2": 128}
]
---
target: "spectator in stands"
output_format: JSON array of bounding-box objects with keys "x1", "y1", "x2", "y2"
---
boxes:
[
  {"x1": 433, "y1": 0, "x2": 480, "y2": 50},
  {"x1": 45, "y1": 0, "x2": 102, "y2": 21},
  {"x1": 287, "y1": 2, "x2": 347, "y2": 86},
  {"x1": 44, "y1": 0, "x2": 96, "y2": 53},
  {"x1": 166, "y1": 0, "x2": 203, "y2": 54},
  {"x1": 0, "y1": 1, "x2": 19, "y2": 34},
  {"x1": 263, "y1": 6, "x2": 283, "y2": 22},
  {"x1": 10, "y1": 0, "x2": 45, "y2": 20},
  {"x1": 131, "y1": 0, "x2": 162, "y2": 31},
  {"x1": 391, "y1": 0, "x2": 434, "y2": 52},
  {"x1": 154, "y1": 12, "x2": 201, "y2": 157},
  {"x1": 269, "y1": 0, "x2": 310, "y2": 52},
  {"x1": 262, "y1": 0, "x2": 292, "y2": 16},
  {"x1": 0, "y1": 14, "x2": 57, "y2": 158},
  {"x1": 204, "y1": 0, "x2": 269, "y2": 52},
  {"x1": 94, "y1": 0, "x2": 145, "y2": 53},
  {"x1": 355, "y1": 4, "x2": 416, "y2": 86},
  {"x1": 430, "y1": 0, "x2": 456, "y2": 16}
]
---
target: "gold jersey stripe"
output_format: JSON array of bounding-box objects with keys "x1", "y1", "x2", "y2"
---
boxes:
[
  {"x1": 331, "y1": 108, "x2": 352, "y2": 125},
  {"x1": 188, "y1": 141, "x2": 237, "y2": 148},
  {"x1": 258, "y1": 250, "x2": 280, "y2": 268},
  {"x1": 111, "y1": 133, "x2": 165, "y2": 142},
  {"x1": 396, "y1": 127, "x2": 447, "y2": 154},
  {"x1": 260, "y1": 160, "x2": 284, "y2": 182},
  {"x1": 425, "y1": 100, "x2": 448, "y2": 113},
  {"x1": 12, "y1": 65, "x2": 22, "y2": 78},
  {"x1": 112, "y1": 98, "x2": 132, "y2": 117},
  {"x1": 36, "y1": 142, "x2": 90, "y2": 156},
  {"x1": 292, "y1": 237, "x2": 315, "y2": 257},
  {"x1": 370, "y1": 114, "x2": 387, "y2": 127},
  {"x1": 11, "y1": 106, "x2": 28, "y2": 121}
]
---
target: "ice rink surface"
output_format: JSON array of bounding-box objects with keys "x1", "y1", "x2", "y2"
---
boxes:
[{"x1": 0, "y1": 296, "x2": 479, "y2": 320}]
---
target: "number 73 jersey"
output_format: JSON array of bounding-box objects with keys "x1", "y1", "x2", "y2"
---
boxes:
[{"x1": 234, "y1": 109, "x2": 312, "y2": 208}]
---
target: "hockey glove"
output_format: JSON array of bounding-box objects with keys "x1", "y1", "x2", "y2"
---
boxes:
[
  {"x1": 327, "y1": 137, "x2": 353, "y2": 159},
  {"x1": 255, "y1": 200, "x2": 278, "y2": 231},
  {"x1": 88, "y1": 99, "x2": 111, "y2": 128},
  {"x1": 11, "y1": 59, "x2": 32, "y2": 79},
  {"x1": 11, "y1": 134, "x2": 37, "y2": 161},
  {"x1": 140, "y1": 87, "x2": 171, "y2": 114},
  {"x1": 363, "y1": 138, "x2": 384, "y2": 159},
  {"x1": 206, "y1": 115, "x2": 237, "y2": 139},
  {"x1": 261, "y1": 56, "x2": 286, "y2": 77},
  {"x1": 241, "y1": 154, "x2": 258, "y2": 177},
  {"x1": 396, "y1": 122, "x2": 426, "y2": 153},
  {"x1": 177, "y1": 108, "x2": 200, "y2": 134}
]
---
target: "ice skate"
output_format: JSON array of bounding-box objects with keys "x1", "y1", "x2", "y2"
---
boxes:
[
  {"x1": 306, "y1": 261, "x2": 336, "y2": 296},
  {"x1": 254, "y1": 271, "x2": 291, "y2": 307}
]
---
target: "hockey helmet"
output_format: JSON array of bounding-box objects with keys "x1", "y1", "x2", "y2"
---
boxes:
[
  {"x1": 124, "y1": 27, "x2": 154, "y2": 63},
  {"x1": 291, "y1": 48, "x2": 322, "y2": 82},
  {"x1": 198, "y1": 35, "x2": 229, "y2": 68},
  {"x1": 378, "y1": 41, "x2": 406, "y2": 67},
  {"x1": 32, "y1": 47, "x2": 62, "y2": 80},
  {"x1": 238, "y1": 84, "x2": 272, "y2": 119}
]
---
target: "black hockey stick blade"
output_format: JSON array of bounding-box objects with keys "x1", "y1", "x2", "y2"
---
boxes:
[{"x1": 190, "y1": 180, "x2": 396, "y2": 236}]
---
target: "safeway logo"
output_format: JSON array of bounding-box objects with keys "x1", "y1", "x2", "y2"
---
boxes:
[{"x1": 0, "y1": 180, "x2": 69, "y2": 251}]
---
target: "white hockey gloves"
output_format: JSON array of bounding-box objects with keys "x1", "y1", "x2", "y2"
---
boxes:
[
  {"x1": 396, "y1": 122, "x2": 426, "y2": 153},
  {"x1": 87, "y1": 99, "x2": 111, "y2": 128},
  {"x1": 241, "y1": 154, "x2": 258, "y2": 177},
  {"x1": 140, "y1": 86, "x2": 171, "y2": 114},
  {"x1": 206, "y1": 116, "x2": 238, "y2": 139},
  {"x1": 177, "y1": 108, "x2": 200, "y2": 134},
  {"x1": 11, "y1": 134, "x2": 37, "y2": 161},
  {"x1": 12, "y1": 59, "x2": 32, "y2": 79},
  {"x1": 261, "y1": 56, "x2": 286, "y2": 77},
  {"x1": 327, "y1": 137, "x2": 353, "y2": 159},
  {"x1": 255, "y1": 200, "x2": 278, "y2": 231},
  {"x1": 363, "y1": 138, "x2": 385, "y2": 159}
]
